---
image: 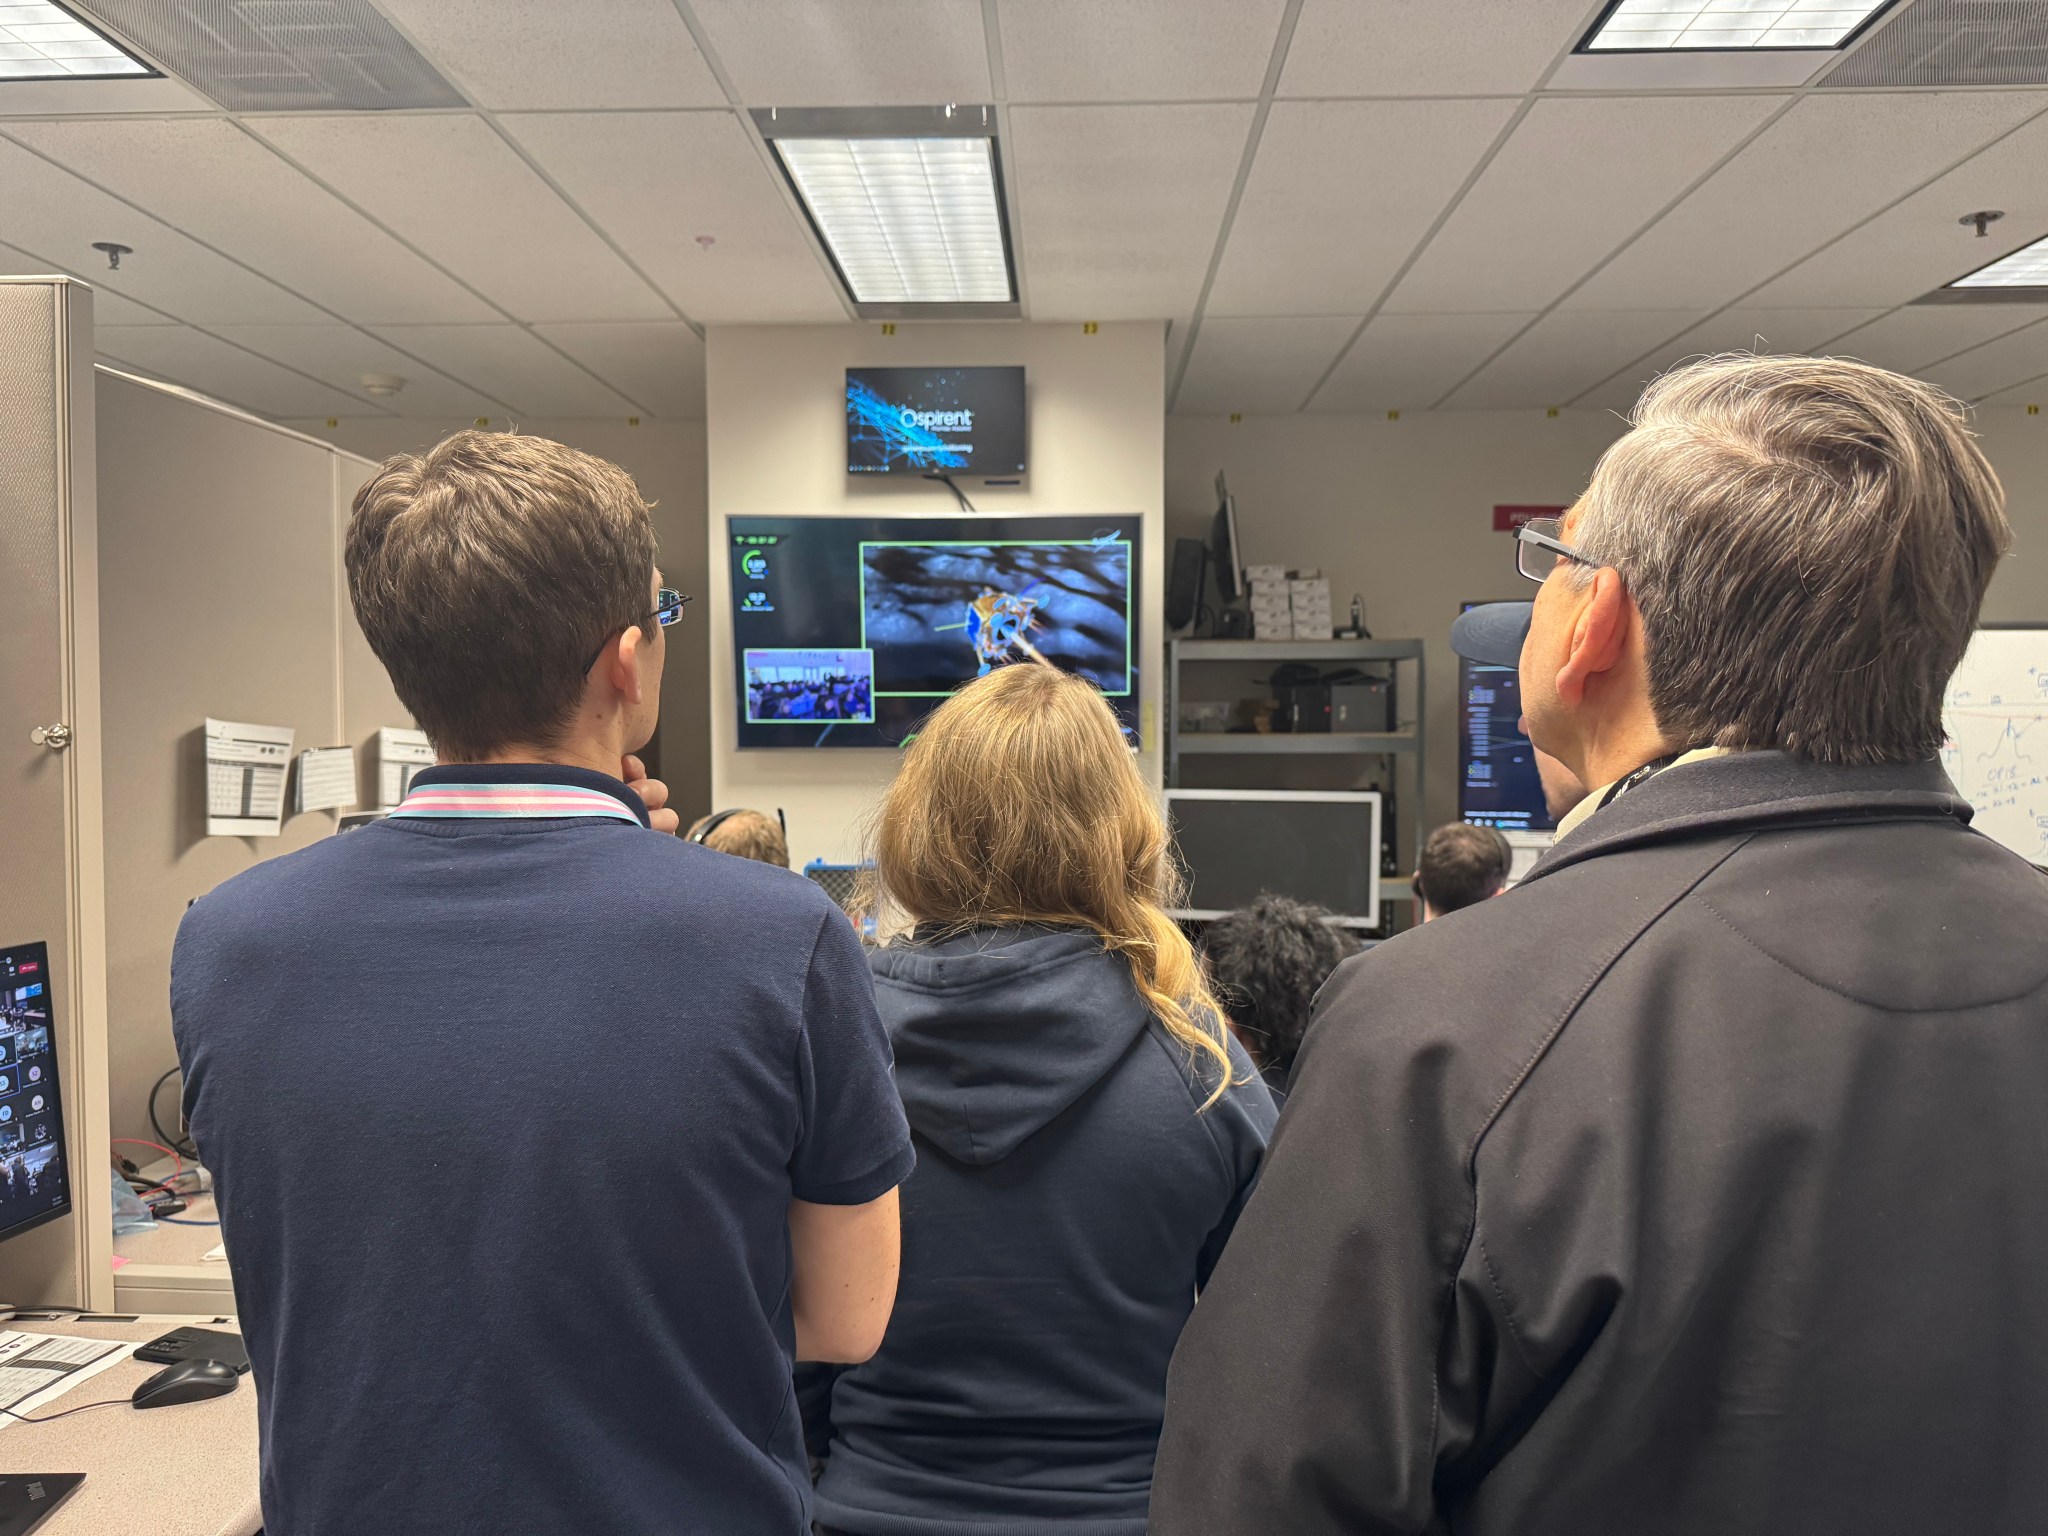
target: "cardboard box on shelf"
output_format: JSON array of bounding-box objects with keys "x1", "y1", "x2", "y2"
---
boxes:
[{"x1": 1244, "y1": 564, "x2": 1290, "y2": 582}]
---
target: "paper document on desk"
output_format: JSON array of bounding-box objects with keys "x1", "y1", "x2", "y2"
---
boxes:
[
  {"x1": 206, "y1": 718, "x2": 294, "y2": 837},
  {"x1": 0, "y1": 1330, "x2": 129, "y2": 1429}
]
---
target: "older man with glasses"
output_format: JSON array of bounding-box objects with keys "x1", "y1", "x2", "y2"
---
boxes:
[{"x1": 1153, "y1": 355, "x2": 2048, "y2": 1536}]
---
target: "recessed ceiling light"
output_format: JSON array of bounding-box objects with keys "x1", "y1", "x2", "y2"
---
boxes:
[
  {"x1": 0, "y1": 1, "x2": 153, "y2": 79},
  {"x1": 1579, "y1": 0, "x2": 1896, "y2": 52},
  {"x1": 755, "y1": 106, "x2": 1018, "y2": 319},
  {"x1": 1948, "y1": 233, "x2": 2048, "y2": 291}
]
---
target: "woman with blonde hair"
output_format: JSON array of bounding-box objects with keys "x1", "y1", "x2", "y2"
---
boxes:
[{"x1": 810, "y1": 662, "x2": 1276, "y2": 1536}]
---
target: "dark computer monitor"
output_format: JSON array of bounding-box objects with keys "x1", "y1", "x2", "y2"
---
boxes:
[
  {"x1": 1457, "y1": 607, "x2": 1555, "y2": 832},
  {"x1": 1166, "y1": 791, "x2": 1382, "y2": 926},
  {"x1": 0, "y1": 940, "x2": 71, "y2": 1246},
  {"x1": 1210, "y1": 471, "x2": 1243, "y2": 604}
]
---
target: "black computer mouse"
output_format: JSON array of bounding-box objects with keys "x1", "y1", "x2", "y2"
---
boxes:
[{"x1": 132, "y1": 1358, "x2": 241, "y2": 1410}]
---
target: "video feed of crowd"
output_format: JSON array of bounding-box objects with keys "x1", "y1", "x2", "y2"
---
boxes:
[{"x1": 745, "y1": 647, "x2": 875, "y2": 723}]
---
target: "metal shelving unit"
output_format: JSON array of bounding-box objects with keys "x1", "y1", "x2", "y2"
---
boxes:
[{"x1": 1166, "y1": 637, "x2": 1427, "y2": 912}]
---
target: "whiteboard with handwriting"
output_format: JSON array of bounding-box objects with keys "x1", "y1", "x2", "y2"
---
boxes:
[{"x1": 1942, "y1": 626, "x2": 2048, "y2": 864}]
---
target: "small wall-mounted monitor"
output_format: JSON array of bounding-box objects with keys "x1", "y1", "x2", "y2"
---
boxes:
[
  {"x1": 0, "y1": 939, "x2": 71, "y2": 1248},
  {"x1": 846, "y1": 366, "x2": 1026, "y2": 476},
  {"x1": 730, "y1": 512, "x2": 1140, "y2": 748},
  {"x1": 1166, "y1": 790, "x2": 1382, "y2": 926}
]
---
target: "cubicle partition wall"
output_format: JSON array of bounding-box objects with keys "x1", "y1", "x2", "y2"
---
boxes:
[
  {"x1": 0, "y1": 278, "x2": 113, "y2": 1311},
  {"x1": 92, "y1": 368, "x2": 408, "y2": 1310}
]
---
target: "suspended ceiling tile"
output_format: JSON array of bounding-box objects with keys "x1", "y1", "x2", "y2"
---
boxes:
[
  {"x1": 1572, "y1": 306, "x2": 1886, "y2": 412},
  {"x1": 0, "y1": 243, "x2": 173, "y2": 324},
  {"x1": 1745, "y1": 111, "x2": 2048, "y2": 309},
  {"x1": 1566, "y1": 93, "x2": 2048, "y2": 313},
  {"x1": 1310, "y1": 311, "x2": 1535, "y2": 414},
  {"x1": 249, "y1": 114, "x2": 673, "y2": 323},
  {"x1": 533, "y1": 322, "x2": 706, "y2": 418},
  {"x1": 3, "y1": 117, "x2": 498, "y2": 325},
  {"x1": 1388, "y1": 95, "x2": 1785, "y2": 316},
  {"x1": 1207, "y1": 98, "x2": 1517, "y2": 317},
  {"x1": 1175, "y1": 315, "x2": 1360, "y2": 415},
  {"x1": 0, "y1": 137, "x2": 327, "y2": 325},
  {"x1": 1442, "y1": 309, "x2": 1703, "y2": 410},
  {"x1": 95, "y1": 325, "x2": 385, "y2": 419},
  {"x1": 689, "y1": 0, "x2": 990, "y2": 106},
  {"x1": 999, "y1": 0, "x2": 1284, "y2": 102},
  {"x1": 1008, "y1": 102, "x2": 1252, "y2": 320},
  {"x1": 375, "y1": 0, "x2": 725, "y2": 109},
  {"x1": 1279, "y1": 0, "x2": 1592, "y2": 97},
  {"x1": 1983, "y1": 373, "x2": 2048, "y2": 406},
  {"x1": 209, "y1": 324, "x2": 517, "y2": 417},
  {"x1": 1921, "y1": 319, "x2": 2048, "y2": 402},
  {"x1": 1827, "y1": 304, "x2": 2048, "y2": 374},
  {"x1": 501, "y1": 110, "x2": 844, "y2": 323},
  {"x1": 369, "y1": 324, "x2": 640, "y2": 417}
]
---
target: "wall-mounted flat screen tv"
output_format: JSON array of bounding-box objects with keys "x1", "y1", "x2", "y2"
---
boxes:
[
  {"x1": 846, "y1": 366, "x2": 1026, "y2": 476},
  {"x1": 731, "y1": 513, "x2": 1140, "y2": 748}
]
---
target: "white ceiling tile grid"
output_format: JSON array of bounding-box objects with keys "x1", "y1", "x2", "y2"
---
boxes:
[
  {"x1": 1205, "y1": 98, "x2": 1521, "y2": 317},
  {"x1": 1176, "y1": 315, "x2": 1361, "y2": 415},
  {"x1": 998, "y1": 0, "x2": 1287, "y2": 103},
  {"x1": 1007, "y1": 102, "x2": 1253, "y2": 321},
  {"x1": 96, "y1": 324, "x2": 389, "y2": 419},
  {"x1": 368, "y1": 324, "x2": 641, "y2": 417},
  {"x1": 1310, "y1": 311, "x2": 1539, "y2": 413},
  {"x1": 1279, "y1": 0, "x2": 1600, "y2": 97},
  {"x1": 2, "y1": 0, "x2": 2046, "y2": 419},
  {"x1": 503, "y1": 111, "x2": 846, "y2": 323},
  {"x1": 1384, "y1": 94, "x2": 1788, "y2": 316},
  {"x1": 3, "y1": 117, "x2": 500, "y2": 324},
  {"x1": 1564, "y1": 92, "x2": 2048, "y2": 314},
  {"x1": 374, "y1": 0, "x2": 727, "y2": 110},
  {"x1": 248, "y1": 114, "x2": 676, "y2": 324},
  {"x1": 1441, "y1": 309, "x2": 1706, "y2": 410},
  {"x1": 685, "y1": 0, "x2": 991, "y2": 107}
]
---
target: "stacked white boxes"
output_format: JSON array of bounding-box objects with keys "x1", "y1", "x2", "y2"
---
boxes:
[
  {"x1": 1289, "y1": 573, "x2": 1332, "y2": 640},
  {"x1": 1246, "y1": 563, "x2": 1293, "y2": 640}
]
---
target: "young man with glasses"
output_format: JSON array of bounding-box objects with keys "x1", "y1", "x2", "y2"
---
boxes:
[
  {"x1": 172, "y1": 431, "x2": 913, "y2": 1536},
  {"x1": 1154, "y1": 356, "x2": 2048, "y2": 1535}
]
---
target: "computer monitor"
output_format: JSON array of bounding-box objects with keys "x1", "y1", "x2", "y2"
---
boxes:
[
  {"x1": 0, "y1": 940, "x2": 70, "y2": 1246},
  {"x1": 1166, "y1": 790, "x2": 1382, "y2": 927},
  {"x1": 1457, "y1": 618, "x2": 1555, "y2": 834},
  {"x1": 1210, "y1": 471, "x2": 1243, "y2": 604}
]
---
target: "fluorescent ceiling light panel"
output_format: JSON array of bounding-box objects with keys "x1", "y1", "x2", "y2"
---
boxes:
[
  {"x1": 1581, "y1": 0, "x2": 1892, "y2": 51},
  {"x1": 773, "y1": 136, "x2": 1012, "y2": 305},
  {"x1": 0, "y1": 1, "x2": 151, "y2": 77},
  {"x1": 1949, "y1": 234, "x2": 2048, "y2": 290}
]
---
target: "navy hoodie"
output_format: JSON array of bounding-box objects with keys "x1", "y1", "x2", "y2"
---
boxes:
[{"x1": 813, "y1": 927, "x2": 1277, "y2": 1536}]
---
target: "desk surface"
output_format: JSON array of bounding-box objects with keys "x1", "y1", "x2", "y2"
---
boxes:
[
  {"x1": 113, "y1": 1193, "x2": 225, "y2": 1268},
  {"x1": 1, "y1": 1316, "x2": 259, "y2": 1536}
]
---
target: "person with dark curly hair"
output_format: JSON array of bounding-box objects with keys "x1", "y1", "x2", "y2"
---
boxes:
[{"x1": 1202, "y1": 894, "x2": 1360, "y2": 1098}]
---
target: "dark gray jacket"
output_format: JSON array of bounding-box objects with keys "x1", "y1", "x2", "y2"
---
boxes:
[{"x1": 1152, "y1": 751, "x2": 2048, "y2": 1536}]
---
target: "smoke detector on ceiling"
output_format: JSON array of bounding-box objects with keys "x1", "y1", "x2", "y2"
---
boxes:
[{"x1": 360, "y1": 373, "x2": 405, "y2": 397}]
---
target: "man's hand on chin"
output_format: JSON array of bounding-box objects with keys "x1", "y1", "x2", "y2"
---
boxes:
[{"x1": 622, "y1": 754, "x2": 680, "y2": 835}]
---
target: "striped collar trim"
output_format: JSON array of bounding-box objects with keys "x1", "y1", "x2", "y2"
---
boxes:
[{"x1": 389, "y1": 782, "x2": 644, "y2": 825}]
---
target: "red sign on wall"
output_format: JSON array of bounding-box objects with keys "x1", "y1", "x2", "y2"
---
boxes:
[{"x1": 1493, "y1": 504, "x2": 1568, "y2": 533}]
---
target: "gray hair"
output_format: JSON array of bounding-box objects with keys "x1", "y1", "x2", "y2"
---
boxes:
[{"x1": 1570, "y1": 354, "x2": 2010, "y2": 765}]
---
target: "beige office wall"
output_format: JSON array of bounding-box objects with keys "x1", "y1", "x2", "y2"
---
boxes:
[
  {"x1": 304, "y1": 418, "x2": 711, "y2": 823},
  {"x1": 1167, "y1": 406, "x2": 2048, "y2": 834},
  {"x1": 705, "y1": 322, "x2": 1168, "y2": 870},
  {"x1": 97, "y1": 371, "x2": 403, "y2": 1150}
]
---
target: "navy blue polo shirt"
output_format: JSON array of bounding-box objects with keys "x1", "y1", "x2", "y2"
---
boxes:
[{"x1": 172, "y1": 764, "x2": 914, "y2": 1536}]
